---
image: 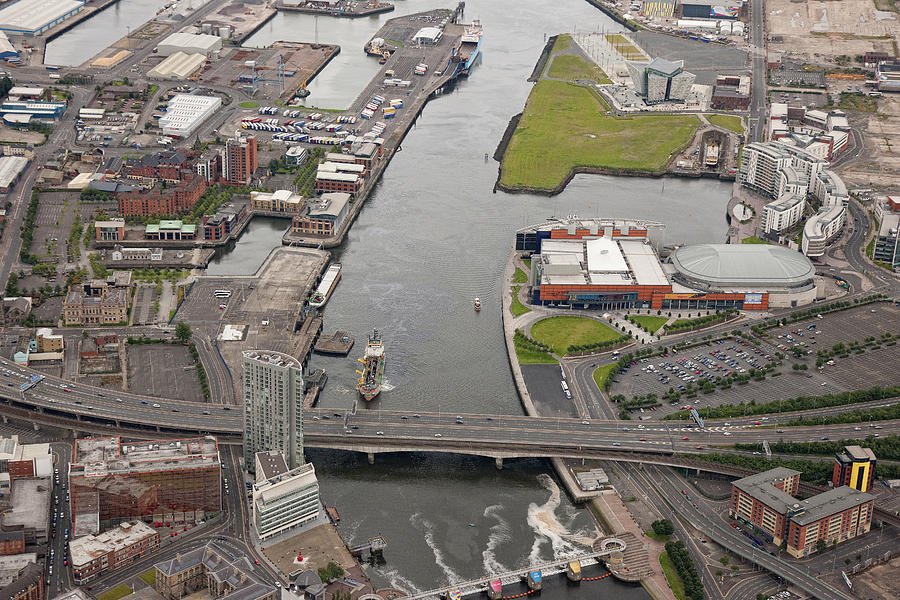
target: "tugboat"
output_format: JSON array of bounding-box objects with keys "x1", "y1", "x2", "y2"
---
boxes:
[
  {"x1": 356, "y1": 330, "x2": 385, "y2": 401},
  {"x1": 474, "y1": 297, "x2": 481, "y2": 311},
  {"x1": 566, "y1": 561, "x2": 582, "y2": 582},
  {"x1": 526, "y1": 570, "x2": 542, "y2": 591},
  {"x1": 488, "y1": 579, "x2": 502, "y2": 600}
]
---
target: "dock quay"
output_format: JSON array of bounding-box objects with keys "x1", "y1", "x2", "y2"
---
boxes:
[
  {"x1": 295, "y1": 313, "x2": 323, "y2": 366},
  {"x1": 280, "y1": 3, "x2": 474, "y2": 249},
  {"x1": 400, "y1": 540, "x2": 626, "y2": 600},
  {"x1": 303, "y1": 367, "x2": 327, "y2": 409},
  {"x1": 314, "y1": 331, "x2": 355, "y2": 355},
  {"x1": 276, "y1": 0, "x2": 394, "y2": 18},
  {"x1": 349, "y1": 535, "x2": 387, "y2": 561}
]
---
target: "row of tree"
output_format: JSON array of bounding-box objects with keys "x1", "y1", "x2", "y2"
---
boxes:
[
  {"x1": 735, "y1": 435, "x2": 900, "y2": 461},
  {"x1": 565, "y1": 333, "x2": 629, "y2": 355},
  {"x1": 664, "y1": 386, "x2": 900, "y2": 421},
  {"x1": 664, "y1": 541, "x2": 703, "y2": 600},
  {"x1": 664, "y1": 310, "x2": 737, "y2": 334}
]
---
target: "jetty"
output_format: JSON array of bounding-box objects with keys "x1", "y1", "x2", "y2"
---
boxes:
[{"x1": 314, "y1": 331, "x2": 355, "y2": 355}]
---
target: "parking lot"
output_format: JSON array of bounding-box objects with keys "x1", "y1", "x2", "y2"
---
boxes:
[
  {"x1": 126, "y1": 344, "x2": 203, "y2": 401},
  {"x1": 609, "y1": 304, "x2": 900, "y2": 420},
  {"x1": 521, "y1": 364, "x2": 580, "y2": 418},
  {"x1": 131, "y1": 284, "x2": 160, "y2": 326}
]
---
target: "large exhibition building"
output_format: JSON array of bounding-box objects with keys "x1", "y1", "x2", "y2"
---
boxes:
[{"x1": 517, "y1": 219, "x2": 818, "y2": 311}]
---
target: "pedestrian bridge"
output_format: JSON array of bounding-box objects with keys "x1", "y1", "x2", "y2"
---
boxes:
[{"x1": 400, "y1": 538, "x2": 626, "y2": 600}]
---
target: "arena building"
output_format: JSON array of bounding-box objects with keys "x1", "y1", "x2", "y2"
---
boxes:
[{"x1": 518, "y1": 219, "x2": 817, "y2": 311}]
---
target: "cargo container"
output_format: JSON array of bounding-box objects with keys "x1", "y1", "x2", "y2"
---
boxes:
[{"x1": 390, "y1": 99, "x2": 403, "y2": 108}]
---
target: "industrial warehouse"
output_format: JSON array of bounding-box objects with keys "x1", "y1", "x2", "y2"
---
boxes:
[
  {"x1": 516, "y1": 219, "x2": 818, "y2": 311},
  {"x1": 0, "y1": 0, "x2": 84, "y2": 35}
]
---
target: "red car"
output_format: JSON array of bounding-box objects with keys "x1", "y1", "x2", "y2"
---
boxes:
[
  {"x1": 753, "y1": 421, "x2": 761, "y2": 425},
  {"x1": 682, "y1": 437, "x2": 690, "y2": 441},
  {"x1": 696, "y1": 446, "x2": 704, "y2": 450},
  {"x1": 255, "y1": 559, "x2": 261, "y2": 565},
  {"x1": 639, "y1": 437, "x2": 647, "y2": 441}
]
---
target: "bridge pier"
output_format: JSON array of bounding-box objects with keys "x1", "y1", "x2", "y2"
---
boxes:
[
  {"x1": 2, "y1": 415, "x2": 7, "y2": 423},
  {"x1": 367, "y1": 452, "x2": 375, "y2": 465},
  {"x1": 495, "y1": 457, "x2": 503, "y2": 470}
]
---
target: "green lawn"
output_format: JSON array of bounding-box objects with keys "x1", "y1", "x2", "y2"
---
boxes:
[
  {"x1": 501, "y1": 80, "x2": 698, "y2": 190},
  {"x1": 646, "y1": 530, "x2": 671, "y2": 543},
  {"x1": 628, "y1": 314, "x2": 668, "y2": 334},
  {"x1": 523, "y1": 258, "x2": 531, "y2": 270},
  {"x1": 513, "y1": 268, "x2": 528, "y2": 284},
  {"x1": 707, "y1": 114, "x2": 743, "y2": 134},
  {"x1": 592, "y1": 363, "x2": 618, "y2": 391},
  {"x1": 531, "y1": 316, "x2": 621, "y2": 355},
  {"x1": 514, "y1": 335, "x2": 557, "y2": 364},
  {"x1": 139, "y1": 569, "x2": 156, "y2": 586},
  {"x1": 98, "y1": 585, "x2": 133, "y2": 600},
  {"x1": 547, "y1": 54, "x2": 611, "y2": 83},
  {"x1": 605, "y1": 34, "x2": 642, "y2": 58},
  {"x1": 660, "y1": 551, "x2": 686, "y2": 600},
  {"x1": 553, "y1": 35, "x2": 573, "y2": 51},
  {"x1": 238, "y1": 101, "x2": 259, "y2": 109},
  {"x1": 510, "y1": 286, "x2": 532, "y2": 317},
  {"x1": 741, "y1": 236, "x2": 770, "y2": 244}
]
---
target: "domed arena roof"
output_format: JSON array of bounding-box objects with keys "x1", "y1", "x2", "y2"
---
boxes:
[{"x1": 671, "y1": 244, "x2": 815, "y2": 287}]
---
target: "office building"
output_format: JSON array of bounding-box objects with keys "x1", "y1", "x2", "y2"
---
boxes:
[
  {"x1": 202, "y1": 203, "x2": 245, "y2": 241},
  {"x1": 626, "y1": 57, "x2": 695, "y2": 104},
  {"x1": 0, "y1": 435, "x2": 52, "y2": 482},
  {"x1": 833, "y1": 446, "x2": 877, "y2": 492},
  {"x1": 0, "y1": 531, "x2": 25, "y2": 556},
  {"x1": 94, "y1": 219, "x2": 125, "y2": 242},
  {"x1": 70, "y1": 520, "x2": 159, "y2": 585},
  {"x1": 144, "y1": 220, "x2": 197, "y2": 241},
  {"x1": 710, "y1": 75, "x2": 750, "y2": 110},
  {"x1": 222, "y1": 134, "x2": 257, "y2": 185},
  {"x1": 291, "y1": 192, "x2": 350, "y2": 238},
  {"x1": 250, "y1": 189, "x2": 304, "y2": 213},
  {"x1": 242, "y1": 351, "x2": 304, "y2": 472},
  {"x1": 69, "y1": 436, "x2": 220, "y2": 534},
  {"x1": 315, "y1": 171, "x2": 362, "y2": 195},
  {"x1": 285, "y1": 146, "x2": 308, "y2": 167},
  {"x1": 876, "y1": 59, "x2": 900, "y2": 93},
  {"x1": 63, "y1": 273, "x2": 132, "y2": 326},
  {"x1": 1, "y1": 477, "x2": 50, "y2": 544},
  {"x1": 729, "y1": 467, "x2": 874, "y2": 558},
  {"x1": 252, "y1": 452, "x2": 320, "y2": 541},
  {"x1": 154, "y1": 544, "x2": 276, "y2": 600},
  {"x1": 873, "y1": 210, "x2": 899, "y2": 270}
]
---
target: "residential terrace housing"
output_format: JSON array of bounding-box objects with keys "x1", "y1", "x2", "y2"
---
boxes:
[
  {"x1": 153, "y1": 544, "x2": 276, "y2": 600},
  {"x1": 62, "y1": 272, "x2": 132, "y2": 326},
  {"x1": 69, "y1": 436, "x2": 220, "y2": 534},
  {"x1": 70, "y1": 520, "x2": 159, "y2": 585},
  {"x1": 729, "y1": 467, "x2": 874, "y2": 558},
  {"x1": 0, "y1": 562, "x2": 42, "y2": 600}
]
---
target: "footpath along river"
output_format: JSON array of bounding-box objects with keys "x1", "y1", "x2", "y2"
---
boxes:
[{"x1": 68, "y1": 0, "x2": 732, "y2": 592}]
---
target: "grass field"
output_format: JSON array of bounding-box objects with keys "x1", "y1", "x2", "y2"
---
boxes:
[
  {"x1": 510, "y1": 286, "x2": 532, "y2": 317},
  {"x1": 707, "y1": 114, "x2": 743, "y2": 134},
  {"x1": 513, "y1": 268, "x2": 528, "y2": 284},
  {"x1": 139, "y1": 569, "x2": 156, "y2": 586},
  {"x1": 646, "y1": 530, "x2": 671, "y2": 542},
  {"x1": 628, "y1": 314, "x2": 668, "y2": 333},
  {"x1": 523, "y1": 258, "x2": 531, "y2": 270},
  {"x1": 501, "y1": 80, "x2": 698, "y2": 189},
  {"x1": 606, "y1": 34, "x2": 642, "y2": 58},
  {"x1": 98, "y1": 585, "x2": 133, "y2": 600},
  {"x1": 531, "y1": 316, "x2": 621, "y2": 355},
  {"x1": 592, "y1": 363, "x2": 618, "y2": 391},
  {"x1": 514, "y1": 334, "x2": 557, "y2": 364},
  {"x1": 238, "y1": 101, "x2": 259, "y2": 109},
  {"x1": 741, "y1": 236, "x2": 770, "y2": 244},
  {"x1": 837, "y1": 92, "x2": 877, "y2": 113},
  {"x1": 547, "y1": 54, "x2": 611, "y2": 83},
  {"x1": 659, "y1": 551, "x2": 686, "y2": 600}
]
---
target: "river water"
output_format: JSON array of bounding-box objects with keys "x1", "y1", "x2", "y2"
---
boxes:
[
  {"x1": 50, "y1": 0, "x2": 731, "y2": 593},
  {"x1": 45, "y1": 0, "x2": 170, "y2": 67}
]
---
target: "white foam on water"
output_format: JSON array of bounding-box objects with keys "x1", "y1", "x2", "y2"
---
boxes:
[
  {"x1": 526, "y1": 474, "x2": 591, "y2": 563},
  {"x1": 411, "y1": 513, "x2": 464, "y2": 585},
  {"x1": 378, "y1": 566, "x2": 424, "y2": 595},
  {"x1": 482, "y1": 504, "x2": 511, "y2": 575}
]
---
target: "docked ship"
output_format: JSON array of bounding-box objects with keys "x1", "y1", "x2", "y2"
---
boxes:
[
  {"x1": 452, "y1": 20, "x2": 483, "y2": 76},
  {"x1": 356, "y1": 330, "x2": 385, "y2": 401},
  {"x1": 309, "y1": 263, "x2": 342, "y2": 308},
  {"x1": 704, "y1": 141, "x2": 720, "y2": 168}
]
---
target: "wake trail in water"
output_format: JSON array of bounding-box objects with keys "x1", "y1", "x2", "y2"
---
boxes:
[
  {"x1": 526, "y1": 474, "x2": 593, "y2": 563},
  {"x1": 379, "y1": 567, "x2": 424, "y2": 596},
  {"x1": 411, "y1": 513, "x2": 464, "y2": 585},
  {"x1": 482, "y1": 504, "x2": 511, "y2": 575}
]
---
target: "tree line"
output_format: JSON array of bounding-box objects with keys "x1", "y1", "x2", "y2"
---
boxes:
[{"x1": 665, "y1": 541, "x2": 703, "y2": 600}]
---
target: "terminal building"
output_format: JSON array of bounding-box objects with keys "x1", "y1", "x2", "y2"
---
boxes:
[
  {"x1": 518, "y1": 219, "x2": 817, "y2": 311},
  {"x1": 69, "y1": 436, "x2": 221, "y2": 535},
  {"x1": 251, "y1": 452, "x2": 320, "y2": 541},
  {"x1": 832, "y1": 446, "x2": 876, "y2": 492},
  {"x1": 626, "y1": 57, "x2": 695, "y2": 104},
  {"x1": 729, "y1": 467, "x2": 874, "y2": 558}
]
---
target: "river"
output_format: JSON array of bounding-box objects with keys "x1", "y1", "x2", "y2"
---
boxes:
[
  {"x1": 44, "y1": 0, "x2": 171, "y2": 67},
  {"x1": 64, "y1": 0, "x2": 731, "y2": 593}
]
